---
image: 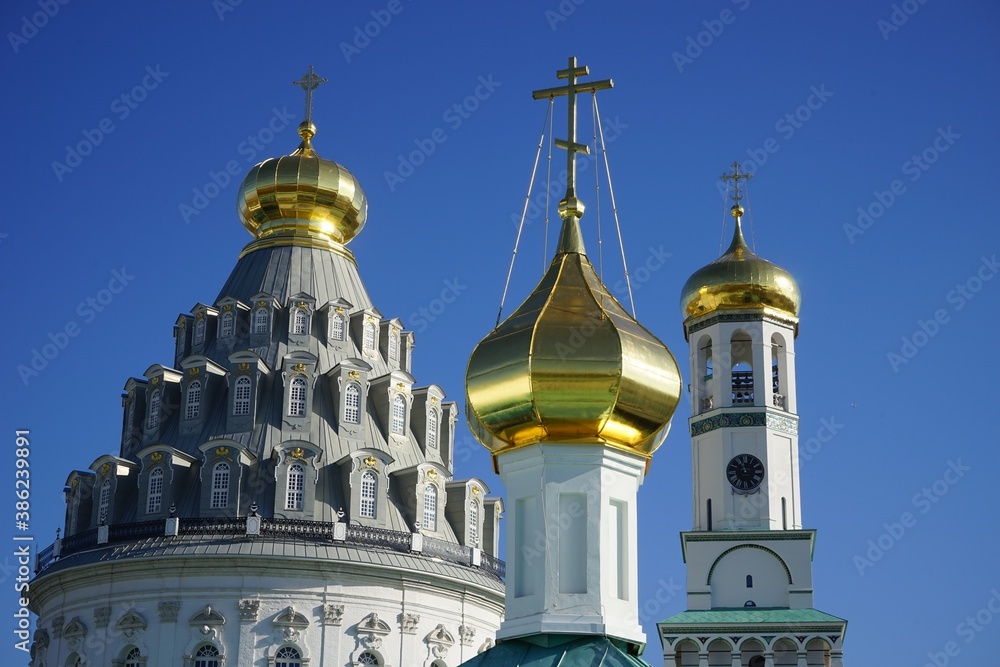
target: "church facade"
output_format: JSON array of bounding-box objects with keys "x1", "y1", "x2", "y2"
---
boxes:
[{"x1": 28, "y1": 70, "x2": 504, "y2": 667}]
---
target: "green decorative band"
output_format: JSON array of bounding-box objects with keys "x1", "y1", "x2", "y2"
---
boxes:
[
  {"x1": 690, "y1": 410, "x2": 797, "y2": 436},
  {"x1": 685, "y1": 310, "x2": 798, "y2": 336}
]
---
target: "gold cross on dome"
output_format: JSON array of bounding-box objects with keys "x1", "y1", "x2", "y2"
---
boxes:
[
  {"x1": 720, "y1": 161, "x2": 752, "y2": 206},
  {"x1": 293, "y1": 65, "x2": 328, "y2": 123},
  {"x1": 532, "y1": 57, "x2": 613, "y2": 202}
]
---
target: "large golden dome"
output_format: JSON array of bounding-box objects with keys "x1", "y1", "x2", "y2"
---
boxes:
[
  {"x1": 238, "y1": 121, "x2": 367, "y2": 252},
  {"x1": 680, "y1": 205, "x2": 800, "y2": 323},
  {"x1": 466, "y1": 203, "x2": 682, "y2": 463}
]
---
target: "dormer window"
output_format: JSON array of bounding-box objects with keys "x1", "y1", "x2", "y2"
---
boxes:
[
  {"x1": 388, "y1": 329, "x2": 399, "y2": 363},
  {"x1": 98, "y1": 478, "x2": 111, "y2": 525},
  {"x1": 288, "y1": 377, "x2": 308, "y2": 417},
  {"x1": 194, "y1": 317, "x2": 207, "y2": 345},
  {"x1": 234, "y1": 376, "x2": 251, "y2": 416},
  {"x1": 360, "y1": 470, "x2": 377, "y2": 518},
  {"x1": 285, "y1": 463, "x2": 304, "y2": 511},
  {"x1": 220, "y1": 311, "x2": 235, "y2": 338},
  {"x1": 124, "y1": 397, "x2": 135, "y2": 445},
  {"x1": 253, "y1": 307, "x2": 269, "y2": 334},
  {"x1": 331, "y1": 312, "x2": 346, "y2": 341},
  {"x1": 185, "y1": 380, "x2": 202, "y2": 420},
  {"x1": 363, "y1": 320, "x2": 376, "y2": 351},
  {"x1": 391, "y1": 395, "x2": 406, "y2": 435},
  {"x1": 344, "y1": 383, "x2": 362, "y2": 424},
  {"x1": 469, "y1": 499, "x2": 480, "y2": 548},
  {"x1": 427, "y1": 408, "x2": 439, "y2": 452},
  {"x1": 147, "y1": 389, "x2": 161, "y2": 430},
  {"x1": 292, "y1": 308, "x2": 309, "y2": 335},
  {"x1": 146, "y1": 467, "x2": 163, "y2": 513},
  {"x1": 211, "y1": 462, "x2": 229, "y2": 509},
  {"x1": 423, "y1": 484, "x2": 438, "y2": 531}
]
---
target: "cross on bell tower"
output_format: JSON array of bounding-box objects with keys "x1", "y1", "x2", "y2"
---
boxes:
[
  {"x1": 532, "y1": 57, "x2": 613, "y2": 219},
  {"x1": 293, "y1": 65, "x2": 328, "y2": 125}
]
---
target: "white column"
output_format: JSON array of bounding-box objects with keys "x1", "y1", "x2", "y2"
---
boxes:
[{"x1": 797, "y1": 651, "x2": 809, "y2": 667}]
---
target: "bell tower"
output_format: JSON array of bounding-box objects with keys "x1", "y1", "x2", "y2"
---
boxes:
[{"x1": 658, "y1": 164, "x2": 847, "y2": 667}]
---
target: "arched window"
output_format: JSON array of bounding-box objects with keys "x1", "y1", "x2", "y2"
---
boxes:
[
  {"x1": 292, "y1": 308, "x2": 309, "y2": 335},
  {"x1": 285, "y1": 463, "x2": 304, "y2": 511},
  {"x1": 746, "y1": 574, "x2": 753, "y2": 588},
  {"x1": 388, "y1": 329, "x2": 399, "y2": 362},
  {"x1": 391, "y1": 395, "x2": 406, "y2": 435},
  {"x1": 211, "y1": 462, "x2": 230, "y2": 509},
  {"x1": 147, "y1": 388, "x2": 161, "y2": 430},
  {"x1": 234, "y1": 376, "x2": 252, "y2": 416},
  {"x1": 124, "y1": 398, "x2": 135, "y2": 444},
  {"x1": 146, "y1": 467, "x2": 164, "y2": 513},
  {"x1": 357, "y1": 652, "x2": 380, "y2": 666},
  {"x1": 288, "y1": 377, "x2": 308, "y2": 417},
  {"x1": 275, "y1": 646, "x2": 302, "y2": 667},
  {"x1": 363, "y1": 320, "x2": 376, "y2": 350},
  {"x1": 220, "y1": 311, "x2": 235, "y2": 338},
  {"x1": 124, "y1": 646, "x2": 142, "y2": 667},
  {"x1": 66, "y1": 653, "x2": 83, "y2": 667},
  {"x1": 427, "y1": 408, "x2": 439, "y2": 452},
  {"x1": 331, "y1": 313, "x2": 346, "y2": 341},
  {"x1": 253, "y1": 307, "x2": 269, "y2": 334},
  {"x1": 360, "y1": 470, "x2": 377, "y2": 519},
  {"x1": 194, "y1": 317, "x2": 207, "y2": 345},
  {"x1": 469, "y1": 500, "x2": 479, "y2": 547},
  {"x1": 185, "y1": 380, "x2": 202, "y2": 420},
  {"x1": 344, "y1": 383, "x2": 361, "y2": 424},
  {"x1": 98, "y1": 477, "x2": 111, "y2": 525},
  {"x1": 423, "y1": 483, "x2": 437, "y2": 531},
  {"x1": 194, "y1": 645, "x2": 221, "y2": 667}
]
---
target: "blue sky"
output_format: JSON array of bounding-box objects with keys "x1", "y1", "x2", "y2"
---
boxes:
[{"x1": 3, "y1": 1, "x2": 998, "y2": 665}]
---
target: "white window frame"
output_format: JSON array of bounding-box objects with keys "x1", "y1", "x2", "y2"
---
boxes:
[
  {"x1": 253, "y1": 307, "x2": 269, "y2": 334},
  {"x1": 285, "y1": 463, "x2": 304, "y2": 511},
  {"x1": 185, "y1": 380, "x2": 202, "y2": 420},
  {"x1": 292, "y1": 308, "x2": 309, "y2": 335},
  {"x1": 194, "y1": 317, "x2": 206, "y2": 345},
  {"x1": 288, "y1": 376, "x2": 308, "y2": 417},
  {"x1": 194, "y1": 645, "x2": 221, "y2": 667},
  {"x1": 427, "y1": 408, "x2": 439, "y2": 452},
  {"x1": 234, "y1": 376, "x2": 251, "y2": 416},
  {"x1": 423, "y1": 483, "x2": 437, "y2": 531},
  {"x1": 388, "y1": 329, "x2": 399, "y2": 362},
  {"x1": 98, "y1": 477, "x2": 111, "y2": 525},
  {"x1": 211, "y1": 462, "x2": 230, "y2": 509},
  {"x1": 344, "y1": 382, "x2": 361, "y2": 424},
  {"x1": 363, "y1": 320, "x2": 376, "y2": 351},
  {"x1": 146, "y1": 467, "x2": 164, "y2": 514},
  {"x1": 147, "y1": 388, "x2": 161, "y2": 430},
  {"x1": 360, "y1": 470, "x2": 377, "y2": 519},
  {"x1": 220, "y1": 311, "x2": 235, "y2": 338},
  {"x1": 469, "y1": 499, "x2": 480, "y2": 548},
  {"x1": 331, "y1": 313, "x2": 346, "y2": 341},
  {"x1": 124, "y1": 398, "x2": 135, "y2": 443},
  {"x1": 357, "y1": 652, "x2": 380, "y2": 666},
  {"x1": 124, "y1": 646, "x2": 142, "y2": 667},
  {"x1": 275, "y1": 646, "x2": 302, "y2": 667},
  {"x1": 391, "y1": 394, "x2": 406, "y2": 435}
]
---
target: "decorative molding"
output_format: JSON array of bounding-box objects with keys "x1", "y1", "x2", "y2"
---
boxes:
[
  {"x1": 159, "y1": 601, "x2": 180, "y2": 623},
  {"x1": 215, "y1": 446, "x2": 231, "y2": 458},
  {"x1": 426, "y1": 624, "x2": 455, "y2": 659},
  {"x1": 689, "y1": 410, "x2": 797, "y2": 436},
  {"x1": 399, "y1": 612, "x2": 419, "y2": 634},
  {"x1": 93, "y1": 605, "x2": 111, "y2": 629},
  {"x1": 238, "y1": 599, "x2": 260, "y2": 622},
  {"x1": 459, "y1": 624, "x2": 476, "y2": 646},
  {"x1": 362, "y1": 456, "x2": 379, "y2": 470},
  {"x1": 189, "y1": 605, "x2": 225, "y2": 626},
  {"x1": 766, "y1": 412, "x2": 799, "y2": 435},
  {"x1": 355, "y1": 612, "x2": 390, "y2": 651},
  {"x1": 478, "y1": 638, "x2": 494, "y2": 654},
  {"x1": 151, "y1": 452, "x2": 163, "y2": 462},
  {"x1": 50, "y1": 616, "x2": 64, "y2": 638},
  {"x1": 321, "y1": 604, "x2": 344, "y2": 626},
  {"x1": 686, "y1": 310, "x2": 798, "y2": 335}
]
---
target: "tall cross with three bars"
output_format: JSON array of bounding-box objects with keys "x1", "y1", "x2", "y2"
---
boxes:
[
  {"x1": 721, "y1": 161, "x2": 752, "y2": 207},
  {"x1": 532, "y1": 57, "x2": 613, "y2": 207},
  {"x1": 293, "y1": 65, "x2": 328, "y2": 124}
]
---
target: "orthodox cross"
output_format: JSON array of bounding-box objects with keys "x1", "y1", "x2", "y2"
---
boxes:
[
  {"x1": 532, "y1": 57, "x2": 613, "y2": 201},
  {"x1": 720, "y1": 161, "x2": 752, "y2": 206},
  {"x1": 293, "y1": 65, "x2": 328, "y2": 124}
]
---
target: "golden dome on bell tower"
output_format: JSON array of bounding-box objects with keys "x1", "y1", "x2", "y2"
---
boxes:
[
  {"x1": 465, "y1": 58, "x2": 682, "y2": 466},
  {"x1": 238, "y1": 67, "x2": 368, "y2": 256}
]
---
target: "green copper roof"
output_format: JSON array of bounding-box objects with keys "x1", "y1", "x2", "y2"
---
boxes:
[
  {"x1": 459, "y1": 635, "x2": 650, "y2": 667},
  {"x1": 660, "y1": 608, "x2": 847, "y2": 625}
]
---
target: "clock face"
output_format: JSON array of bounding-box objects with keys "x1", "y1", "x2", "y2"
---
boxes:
[{"x1": 727, "y1": 454, "x2": 765, "y2": 492}]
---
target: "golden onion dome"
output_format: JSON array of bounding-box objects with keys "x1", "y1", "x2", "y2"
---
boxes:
[
  {"x1": 238, "y1": 121, "x2": 367, "y2": 252},
  {"x1": 680, "y1": 205, "x2": 800, "y2": 324},
  {"x1": 466, "y1": 199, "x2": 682, "y2": 463}
]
